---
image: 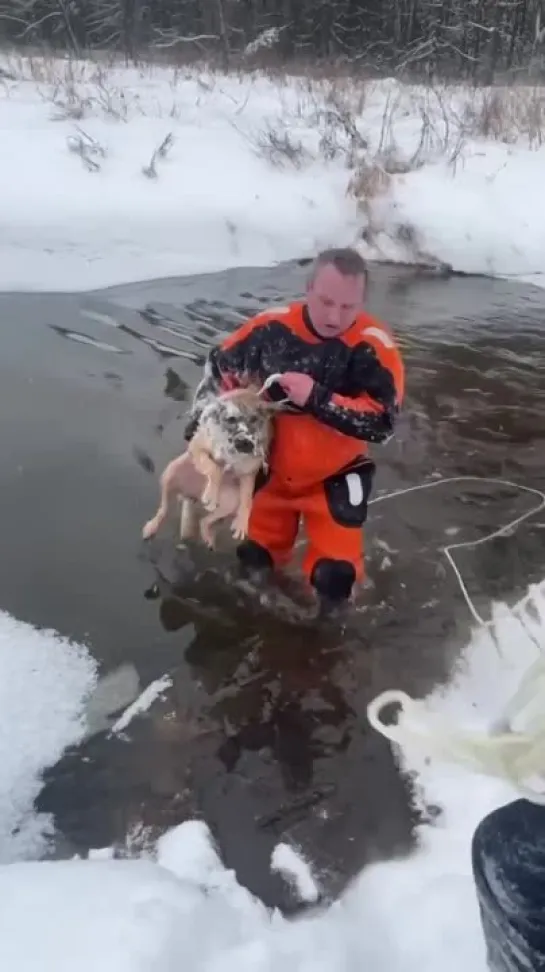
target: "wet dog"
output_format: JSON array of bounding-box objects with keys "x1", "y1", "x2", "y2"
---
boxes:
[{"x1": 142, "y1": 386, "x2": 276, "y2": 548}]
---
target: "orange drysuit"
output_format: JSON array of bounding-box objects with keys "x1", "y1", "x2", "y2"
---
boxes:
[{"x1": 186, "y1": 301, "x2": 404, "y2": 601}]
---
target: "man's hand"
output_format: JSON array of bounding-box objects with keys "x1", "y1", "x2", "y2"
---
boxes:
[{"x1": 277, "y1": 372, "x2": 314, "y2": 407}]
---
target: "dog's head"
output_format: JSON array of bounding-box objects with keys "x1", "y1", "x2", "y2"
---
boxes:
[{"x1": 199, "y1": 386, "x2": 276, "y2": 464}]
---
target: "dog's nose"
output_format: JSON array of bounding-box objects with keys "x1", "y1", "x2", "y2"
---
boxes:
[{"x1": 235, "y1": 438, "x2": 254, "y2": 454}]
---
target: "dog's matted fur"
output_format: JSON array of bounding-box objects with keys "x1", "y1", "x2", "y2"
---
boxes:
[{"x1": 142, "y1": 385, "x2": 277, "y2": 548}]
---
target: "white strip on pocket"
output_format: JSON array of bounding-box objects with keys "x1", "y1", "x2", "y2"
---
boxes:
[{"x1": 346, "y1": 472, "x2": 364, "y2": 506}]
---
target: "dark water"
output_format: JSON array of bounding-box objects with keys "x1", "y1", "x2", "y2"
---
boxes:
[{"x1": 1, "y1": 262, "x2": 544, "y2": 909}]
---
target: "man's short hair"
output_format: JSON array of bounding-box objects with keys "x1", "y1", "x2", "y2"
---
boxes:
[{"x1": 309, "y1": 247, "x2": 368, "y2": 284}]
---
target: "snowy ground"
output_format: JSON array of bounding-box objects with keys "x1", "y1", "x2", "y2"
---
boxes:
[
  {"x1": 0, "y1": 611, "x2": 96, "y2": 865},
  {"x1": 0, "y1": 579, "x2": 544, "y2": 971},
  {"x1": 1, "y1": 53, "x2": 545, "y2": 291}
]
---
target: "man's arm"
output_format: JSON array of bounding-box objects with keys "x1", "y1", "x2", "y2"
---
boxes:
[
  {"x1": 305, "y1": 344, "x2": 402, "y2": 443},
  {"x1": 307, "y1": 385, "x2": 396, "y2": 442}
]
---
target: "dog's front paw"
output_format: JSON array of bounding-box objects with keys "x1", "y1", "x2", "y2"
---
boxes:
[
  {"x1": 231, "y1": 514, "x2": 249, "y2": 541},
  {"x1": 142, "y1": 518, "x2": 158, "y2": 540},
  {"x1": 201, "y1": 484, "x2": 219, "y2": 511}
]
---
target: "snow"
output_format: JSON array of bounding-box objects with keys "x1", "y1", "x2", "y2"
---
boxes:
[
  {"x1": 369, "y1": 141, "x2": 545, "y2": 286},
  {"x1": 0, "y1": 610, "x2": 96, "y2": 863},
  {"x1": 1, "y1": 54, "x2": 545, "y2": 292},
  {"x1": 270, "y1": 842, "x2": 320, "y2": 904},
  {"x1": 0, "y1": 55, "x2": 357, "y2": 292},
  {"x1": 0, "y1": 575, "x2": 544, "y2": 970},
  {"x1": 110, "y1": 674, "x2": 173, "y2": 736}
]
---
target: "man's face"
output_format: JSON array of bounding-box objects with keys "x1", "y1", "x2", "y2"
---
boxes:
[{"x1": 306, "y1": 263, "x2": 366, "y2": 338}]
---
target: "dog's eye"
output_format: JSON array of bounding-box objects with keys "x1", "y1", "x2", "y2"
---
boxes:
[{"x1": 225, "y1": 416, "x2": 238, "y2": 426}]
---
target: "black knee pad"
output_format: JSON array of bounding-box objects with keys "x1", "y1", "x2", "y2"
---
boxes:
[
  {"x1": 310, "y1": 558, "x2": 355, "y2": 602},
  {"x1": 236, "y1": 538, "x2": 274, "y2": 571}
]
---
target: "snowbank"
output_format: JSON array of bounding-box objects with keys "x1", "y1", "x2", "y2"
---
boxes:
[
  {"x1": 0, "y1": 56, "x2": 357, "y2": 291},
  {"x1": 1, "y1": 578, "x2": 544, "y2": 971},
  {"x1": 1, "y1": 54, "x2": 545, "y2": 292},
  {"x1": 0, "y1": 610, "x2": 96, "y2": 863}
]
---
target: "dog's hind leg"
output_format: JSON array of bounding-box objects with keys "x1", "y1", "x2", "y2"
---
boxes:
[
  {"x1": 199, "y1": 508, "x2": 226, "y2": 549},
  {"x1": 179, "y1": 498, "x2": 199, "y2": 542},
  {"x1": 142, "y1": 483, "x2": 169, "y2": 539},
  {"x1": 231, "y1": 471, "x2": 257, "y2": 541},
  {"x1": 142, "y1": 456, "x2": 185, "y2": 540}
]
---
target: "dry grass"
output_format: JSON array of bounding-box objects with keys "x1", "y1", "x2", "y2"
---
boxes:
[
  {"x1": 253, "y1": 124, "x2": 312, "y2": 169},
  {"x1": 3, "y1": 47, "x2": 544, "y2": 147},
  {"x1": 462, "y1": 86, "x2": 545, "y2": 149},
  {"x1": 66, "y1": 127, "x2": 107, "y2": 171},
  {"x1": 142, "y1": 132, "x2": 175, "y2": 178},
  {"x1": 1, "y1": 53, "x2": 134, "y2": 120}
]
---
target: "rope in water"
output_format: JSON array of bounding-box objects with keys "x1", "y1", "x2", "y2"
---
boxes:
[{"x1": 366, "y1": 477, "x2": 545, "y2": 803}]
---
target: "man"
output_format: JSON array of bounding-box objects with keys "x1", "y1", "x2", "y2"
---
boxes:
[{"x1": 185, "y1": 247, "x2": 405, "y2": 615}]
